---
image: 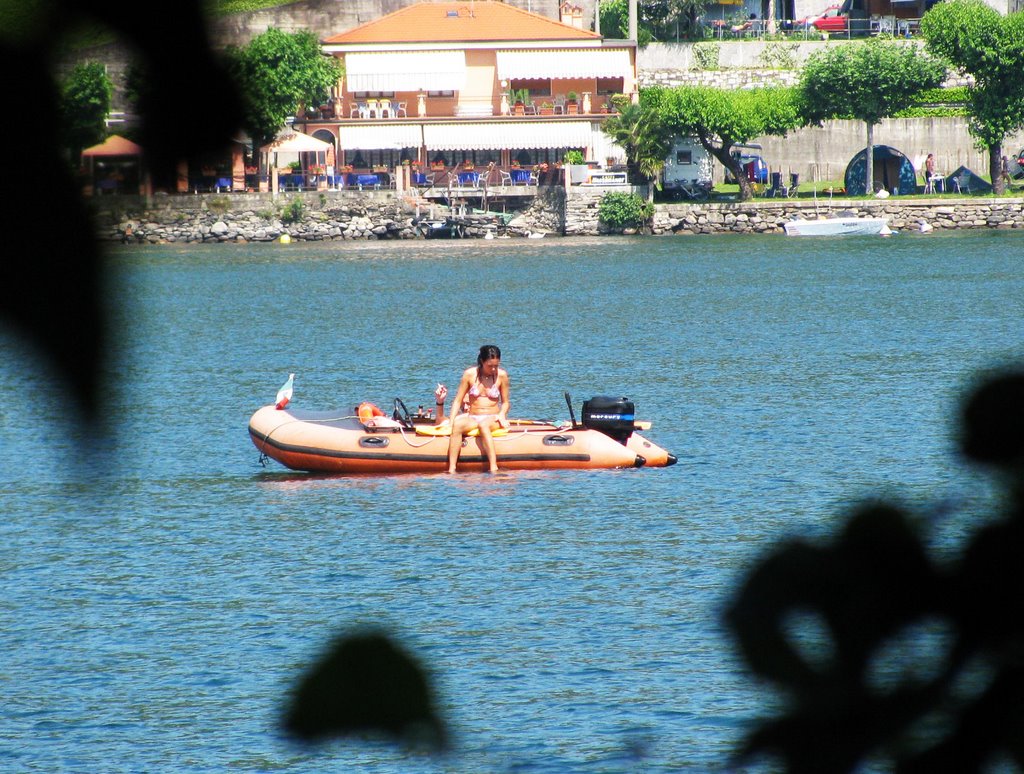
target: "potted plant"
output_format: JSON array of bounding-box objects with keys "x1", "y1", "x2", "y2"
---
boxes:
[
  {"x1": 512, "y1": 88, "x2": 528, "y2": 116},
  {"x1": 539, "y1": 101, "x2": 553, "y2": 116},
  {"x1": 564, "y1": 149, "x2": 589, "y2": 184},
  {"x1": 566, "y1": 91, "x2": 579, "y2": 114}
]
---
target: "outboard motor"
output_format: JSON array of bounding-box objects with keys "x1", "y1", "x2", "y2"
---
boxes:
[{"x1": 581, "y1": 395, "x2": 636, "y2": 445}]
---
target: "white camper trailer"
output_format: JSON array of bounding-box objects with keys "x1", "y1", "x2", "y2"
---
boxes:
[{"x1": 663, "y1": 137, "x2": 714, "y2": 199}]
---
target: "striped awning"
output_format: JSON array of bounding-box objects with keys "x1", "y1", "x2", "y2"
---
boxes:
[
  {"x1": 423, "y1": 121, "x2": 593, "y2": 151},
  {"x1": 339, "y1": 124, "x2": 423, "y2": 150},
  {"x1": 495, "y1": 49, "x2": 632, "y2": 80},
  {"x1": 345, "y1": 51, "x2": 466, "y2": 92}
]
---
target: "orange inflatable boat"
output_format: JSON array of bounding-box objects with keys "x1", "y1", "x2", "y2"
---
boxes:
[{"x1": 249, "y1": 395, "x2": 676, "y2": 474}]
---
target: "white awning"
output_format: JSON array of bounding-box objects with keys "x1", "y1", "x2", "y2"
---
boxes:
[
  {"x1": 345, "y1": 51, "x2": 466, "y2": 92},
  {"x1": 423, "y1": 121, "x2": 594, "y2": 151},
  {"x1": 495, "y1": 49, "x2": 632, "y2": 80},
  {"x1": 339, "y1": 124, "x2": 423, "y2": 150}
]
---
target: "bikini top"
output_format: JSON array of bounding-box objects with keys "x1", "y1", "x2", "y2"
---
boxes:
[{"x1": 468, "y1": 372, "x2": 501, "y2": 400}]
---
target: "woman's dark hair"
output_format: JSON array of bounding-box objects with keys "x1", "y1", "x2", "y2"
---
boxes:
[{"x1": 477, "y1": 345, "x2": 501, "y2": 367}]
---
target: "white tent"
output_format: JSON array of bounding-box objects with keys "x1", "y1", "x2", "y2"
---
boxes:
[{"x1": 259, "y1": 129, "x2": 334, "y2": 171}]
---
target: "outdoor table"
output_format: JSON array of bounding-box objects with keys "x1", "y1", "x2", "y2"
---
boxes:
[
  {"x1": 510, "y1": 169, "x2": 531, "y2": 184},
  {"x1": 356, "y1": 174, "x2": 380, "y2": 189},
  {"x1": 457, "y1": 171, "x2": 480, "y2": 187}
]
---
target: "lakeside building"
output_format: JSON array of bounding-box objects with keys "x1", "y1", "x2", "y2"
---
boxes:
[{"x1": 292, "y1": 1, "x2": 636, "y2": 190}]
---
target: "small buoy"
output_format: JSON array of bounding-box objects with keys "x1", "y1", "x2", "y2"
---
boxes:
[{"x1": 279, "y1": 234, "x2": 292, "y2": 244}]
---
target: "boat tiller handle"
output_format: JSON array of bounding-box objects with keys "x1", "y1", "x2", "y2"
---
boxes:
[{"x1": 564, "y1": 392, "x2": 578, "y2": 429}]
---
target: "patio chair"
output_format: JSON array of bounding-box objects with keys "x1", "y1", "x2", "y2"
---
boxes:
[
  {"x1": 349, "y1": 103, "x2": 362, "y2": 119},
  {"x1": 527, "y1": 170, "x2": 539, "y2": 186},
  {"x1": 785, "y1": 173, "x2": 800, "y2": 197},
  {"x1": 395, "y1": 101, "x2": 408, "y2": 118},
  {"x1": 378, "y1": 99, "x2": 393, "y2": 119},
  {"x1": 553, "y1": 95, "x2": 567, "y2": 115},
  {"x1": 499, "y1": 170, "x2": 513, "y2": 187},
  {"x1": 952, "y1": 171, "x2": 970, "y2": 194}
]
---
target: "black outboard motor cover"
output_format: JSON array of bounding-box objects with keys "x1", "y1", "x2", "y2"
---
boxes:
[{"x1": 582, "y1": 395, "x2": 635, "y2": 444}]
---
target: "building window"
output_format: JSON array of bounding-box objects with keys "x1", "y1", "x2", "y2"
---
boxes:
[
  {"x1": 352, "y1": 91, "x2": 395, "y2": 99},
  {"x1": 511, "y1": 78, "x2": 552, "y2": 99},
  {"x1": 676, "y1": 150, "x2": 693, "y2": 165},
  {"x1": 426, "y1": 90, "x2": 455, "y2": 98},
  {"x1": 596, "y1": 77, "x2": 623, "y2": 96}
]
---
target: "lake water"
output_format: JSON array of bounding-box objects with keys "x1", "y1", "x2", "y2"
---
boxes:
[{"x1": 2, "y1": 231, "x2": 1022, "y2": 772}]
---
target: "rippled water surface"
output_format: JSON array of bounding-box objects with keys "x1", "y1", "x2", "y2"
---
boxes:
[{"x1": 3, "y1": 231, "x2": 1022, "y2": 771}]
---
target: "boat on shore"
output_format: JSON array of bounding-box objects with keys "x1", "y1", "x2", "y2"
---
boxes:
[
  {"x1": 783, "y1": 215, "x2": 891, "y2": 236},
  {"x1": 249, "y1": 395, "x2": 676, "y2": 474}
]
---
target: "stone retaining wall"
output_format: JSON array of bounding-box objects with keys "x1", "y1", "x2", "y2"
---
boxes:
[
  {"x1": 97, "y1": 191, "x2": 513, "y2": 243},
  {"x1": 97, "y1": 189, "x2": 1024, "y2": 243},
  {"x1": 569, "y1": 191, "x2": 1024, "y2": 235},
  {"x1": 648, "y1": 197, "x2": 1024, "y2": 235}
]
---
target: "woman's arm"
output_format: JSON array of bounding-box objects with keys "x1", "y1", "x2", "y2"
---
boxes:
[
  {"x1": 433, "y1": 383, "x2": 448, "y2": 424},
  {"x1": 447, "y1": 368, "x2": 473, "y2": 421},
  {"x1": 496, "y1": 370, "x2": 511, "y2": 427}
]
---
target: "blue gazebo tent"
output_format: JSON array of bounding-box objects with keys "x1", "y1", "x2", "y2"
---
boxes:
[{"x1": 844, "y1": 145, "x2": 917, "y2": 196}]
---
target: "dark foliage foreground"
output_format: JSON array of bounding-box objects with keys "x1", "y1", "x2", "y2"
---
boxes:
[{"x1": 726, "y1": 368, "x2": 1024, "y2": 773}]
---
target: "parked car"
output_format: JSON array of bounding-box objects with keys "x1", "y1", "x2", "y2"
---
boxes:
[{"x1": 809, "y1": 5, "x2": 847, "y2": 32}]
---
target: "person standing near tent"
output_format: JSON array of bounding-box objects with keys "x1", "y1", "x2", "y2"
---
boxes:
[{"x1": 925, "y1": 153, "x2": 936, "y2": 187}]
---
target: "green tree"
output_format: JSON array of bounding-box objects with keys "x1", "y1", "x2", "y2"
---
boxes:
[
  {"x1": 921, "y1": 0, "x2": 1024, "y2": 195},
  {"x1": 798, "y1": 39, "x2": 945, "y2": 196},
  {"x1": 600, "y1": 97, "x2": 674, "y2": 202},
  {"x1": 59, "y1": 61, "x2": 112, "y2": 161},
  {"x1": 655, "y1": 85, "x2": 800, "y2": 201},
  {"x1": 226, "y1": 28, "x2": 342, "y2": 148}
]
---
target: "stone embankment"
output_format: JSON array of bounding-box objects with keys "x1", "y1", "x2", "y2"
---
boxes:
[
  {"x1": 645, "y1": 198, "x2": 1024, "y2": 235},
  {"x1": 99, "y1": 192, "x2": 507, "y2": 243},
  {"x1": 96, "y1": 190, "x2": 1024, "y2": 243}
]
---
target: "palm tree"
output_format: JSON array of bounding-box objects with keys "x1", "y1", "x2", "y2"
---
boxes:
[{"x1": 601, "y1": 102, "x2": 673, "y2": 202}]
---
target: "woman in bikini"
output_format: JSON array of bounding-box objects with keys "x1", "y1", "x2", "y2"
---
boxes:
[{"x1": 438, "y1": 344, "x2": 510, "y2": 473}]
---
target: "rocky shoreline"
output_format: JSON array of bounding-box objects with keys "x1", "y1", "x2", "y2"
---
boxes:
[{"x1": 95, "y1": 190, "x2": 1024, "y2": 243}]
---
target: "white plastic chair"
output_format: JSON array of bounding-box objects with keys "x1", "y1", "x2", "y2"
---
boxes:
[
  {"x1": 499, "y1": 170, "x2": 512, "y2": 187},
  {"x1": 395, "y1": 101, "x2": 408, "y2": 118}
]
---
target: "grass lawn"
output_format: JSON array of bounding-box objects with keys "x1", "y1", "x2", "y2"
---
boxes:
[{"x1": 700, "y1": 177, "x2": 1023, "y2": 202}]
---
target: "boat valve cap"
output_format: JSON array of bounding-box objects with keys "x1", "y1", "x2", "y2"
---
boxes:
[{"x1": 633, "y1": 455, "x2": 647, "y2": 468}]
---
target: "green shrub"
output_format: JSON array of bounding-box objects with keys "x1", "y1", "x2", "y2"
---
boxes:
[
  {"x1": 693, "y1": 42, "x2": 720, "y2": 71},
  {"x1": 598, "y1": 191, "x2": 654, "y2": 229},
  {"x1": 281, "y1": 198, "x2": 304, "y2": 224},
  {"x1": 564, "y1": 150, "x2": 584, "y2": 165},
  {"x1": 207, "y1": 195, "x2": 230, "y2": 214},
  {"x1": 758, "y1": 42, "x2": 798, "y2": 69}
]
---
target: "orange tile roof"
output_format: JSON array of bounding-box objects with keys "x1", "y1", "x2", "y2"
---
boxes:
[{"x1": 323, "y1": 2, "x2": 601, "y2": 45}]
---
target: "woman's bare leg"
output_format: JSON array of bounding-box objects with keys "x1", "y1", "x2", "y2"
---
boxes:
[
  {"x1": 478, "y1": 424, "x2": 499, "y2": 472},
  {"x1": 446, "y1": 416, "x2": 469, "y2": 473}
]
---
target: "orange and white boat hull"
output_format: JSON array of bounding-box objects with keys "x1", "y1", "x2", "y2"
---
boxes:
[{"x1": 248, "y1": 406, "x2": 676, "y2": 474}]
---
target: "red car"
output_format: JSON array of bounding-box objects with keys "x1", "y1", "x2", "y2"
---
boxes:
[{"x1": 809, "y1": 5, "x2": 848, "y2": 32}]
